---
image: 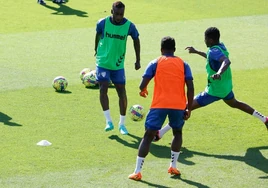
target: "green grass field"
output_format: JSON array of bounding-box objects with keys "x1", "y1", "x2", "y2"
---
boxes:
[{"x1": 0, "y1": 1, "x2": 268, "y2": 187}]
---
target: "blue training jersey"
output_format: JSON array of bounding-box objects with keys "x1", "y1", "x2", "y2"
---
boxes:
[{"x1": 96, "y1": 16, "x2": 139, "y2": 40}]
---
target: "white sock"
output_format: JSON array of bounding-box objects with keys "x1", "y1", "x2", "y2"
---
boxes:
[
  {"x1": 170, "y1": 151, "x2": 180, "y2": 168},
  {"x1": 159, "y1": 123, "x2": 172, "y2": 138},
  {"x1": 103, "y1": 110, "x2": 112, "y2": 123},
  {"x1": 119, "y1": 115, "x2": 126, "y2": 125},
  {"x1": 252, "y1": 110, "x2": 267, "y2": 123},
  {"x1": 134, "y1": 156, "x2": 145, "y2": 174}
]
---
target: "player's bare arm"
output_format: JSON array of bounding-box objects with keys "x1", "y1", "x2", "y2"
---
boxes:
[
  {"x1": 184, "y1": 79, "x2": 194, "y2": 120},
  {"x1": 94, "y1": 33, "x2": 101, "y2": 56},
  {"x1": 133, "y1": 38, "x2": 141, "y2": 70},
  {"x1": 211, "y1": 56, "x2": 231, "y2": 80},
  {"x1": 185, "y1": 46, "x2": 207, "y2": 58}
]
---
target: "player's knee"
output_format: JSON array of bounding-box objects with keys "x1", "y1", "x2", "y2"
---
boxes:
[
  {"x1": 172, "y1": 128, "x2": 182, "y2": 135},
  {"x1": 228, "y1": 101, "x2": 239, "y2": 108}
]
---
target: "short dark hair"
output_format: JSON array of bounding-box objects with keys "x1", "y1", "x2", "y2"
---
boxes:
[
  {"x1": 161, "y1": 36, "x2": 176, "y2": 51},
  {"x1": 112, "y1": 1, "x2": 125, "y2": 9},
  {"x1": 205, "y1": 27, "x2": 220, "y2": 41}
]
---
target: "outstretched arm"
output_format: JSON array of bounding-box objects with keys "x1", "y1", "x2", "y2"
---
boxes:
[
  {"x1": 133, "y1": 38, "x2": 141, "y2": 70},
  {"x1": 185, "y1": 46, "x2": 207, "y2": 59}
]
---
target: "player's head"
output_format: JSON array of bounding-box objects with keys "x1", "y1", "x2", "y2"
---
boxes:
[
  {"x1": 161, "y1": 36, "x2": 176, "y2": 54},
  {"x1": 111, "y1": 1, "x2": 125, "y2": 24},
  {"x1": 204, "y1": 27, "x2": 220, "y2": 47}
]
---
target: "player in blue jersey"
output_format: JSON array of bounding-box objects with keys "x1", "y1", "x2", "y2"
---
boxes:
[
  {"x1": 94, "y1": 1, "x2": 141, "y2": 135},
  {"x1": 154, "y1": 27, "x2": 268, "y2": 141}
]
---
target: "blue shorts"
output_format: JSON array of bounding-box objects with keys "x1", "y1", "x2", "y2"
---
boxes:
[
  {"x1": 96, "y1": 67, "x2": 125, "y2": 84},
  {"x1": 145, "y1": 109, "x2": 185, "y2": 130},
  {"x1": 195, "y1": 91, "x2": 234, "y2": 107}
]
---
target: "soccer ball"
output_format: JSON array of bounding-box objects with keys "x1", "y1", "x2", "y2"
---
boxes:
[
  {"x1": 129, "y1": 104, "x2": 145, "y2": 121},
  {"x1": 83, "y1": 70, "x2": 98, "y2": 87},
  {"x1": 52, "y1": 76, "x2": 68, "y2": 91},
  {"x1": 79, "y1": 68, "x2": 91, "y2": 81}
]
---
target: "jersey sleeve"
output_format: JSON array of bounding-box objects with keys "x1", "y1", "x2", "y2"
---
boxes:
[
  {"x1": 128, "y1": 23, "x2": 139, "y2": 40},
  {"x1": 96, "y1": 18, "x2": 105, "y2": 34},
  {"x1": 142, "y1": 59, "x2": 158, "y2": 79},
  {"x1": 184, "y1": 62, "x2": 193, "y2": 80},
  {"x1": 209, "y1": 47, "x2": 225, "y2": 61}
]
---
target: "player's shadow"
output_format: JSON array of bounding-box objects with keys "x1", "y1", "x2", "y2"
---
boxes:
[
  {"x1": 109, "y1": 133, "x2": 195, "y2": 165},
  {"x1": 43, "y1": 2, "x2": 88, "y2": 17},
  {"x1": 140, "y1": 178, "x2": 209, "y2": 188},
  {"x1": 0, "y1": 112, "x2": 22, "y2": 126},
  {"x1": 109, "y1": 134, "x2": 209, "y2": 187},
  {"x1": 110, "y1": 134, "x2": 267, "y2": 183},
  {"x1": 182, "y1": 146, "x2": 268, "y2": 179}
]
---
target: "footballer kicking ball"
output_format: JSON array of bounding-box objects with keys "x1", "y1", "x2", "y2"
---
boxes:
[
  {"x1": 83, "y1": 70, "x2": 98, "y2": 88},
  {"x1": 79, "y1": 68, "x2": 91, "y2": 81},
  {"x1": 129, "y1": 104, "x2": 145, "y2": 121},
  {"x1": 52, "y1": 76, "x2": 68, "y2": 91}
]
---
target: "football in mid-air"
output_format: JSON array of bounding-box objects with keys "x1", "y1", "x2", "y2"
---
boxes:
[
  {"x1": 129, "y1": 104, "x2": 145, "y2": 121},
  {"x1": 52, "y1": 76, "x2": 68, "y2": 92},
  {"x1": 83, "y1": 70, "x2": 98, "y2": 88},
  {"x1": 79, "y1": 68, "x2": 91, "y2": 81}
]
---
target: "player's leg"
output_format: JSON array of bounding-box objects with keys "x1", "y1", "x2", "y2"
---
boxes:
[
  {"x1": 155, "y1": 91, "x2": 219, "y2": 141},
  {"x1": 223, "y1": 91, "x2": 268, "y2": 129},
  {"x1": 96, "y1": 67, "x2": 114, "y2": 131},
  {"x1": 168, "y1": 110, "x2": 185, "y2": 175},
  {"x1": 129, "y1": 109, "x2": 166, "y2": 180},
  {"x1": 112, "y1": 69, "x2": 128, "y2": 134}
]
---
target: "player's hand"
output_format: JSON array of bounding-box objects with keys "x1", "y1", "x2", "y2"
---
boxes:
[
  {"x1": 184, "y1": 109, "x2": 191, "y2": 120},
  {"x1": 211, "y1": 73, "x2": 221, "y2": 80},
  {"x1": 139, "y1": 88, "x2": 148, "y2": 98},
  {"x1": 185, "y1": 46, "x2": 197, "y2": 54},
  {"x1": 135, "y1": 61, "x2": 141, "y2": 70}
]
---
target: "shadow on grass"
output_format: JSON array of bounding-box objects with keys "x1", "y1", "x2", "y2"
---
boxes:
[
  {"x1": 110, "y1": 134, "x2": 210, "y2": 187},
  {"x1": 182, "y1": 146, "x2": 268, "y2": 178},
  {"x1": 109, "y1": 133, "x2": 195, "y2": 163},
  {"x1": 110, "y1": 134, "x2": 268, "y2": 180},
  {"x1": 43, "y1": 1, "x2": 88, "y2": 17},
  {"x1": 55, "y1": 90, "x2": 72, "y2": 94},
  {"x1": 171, "y1": 176, "x2": 210, "y2": 188},
  {"x1": 0, "y1": 112, "x2": 22, "y2": 126},
  {"x1": 139, "y1": 180, "x2": 171, "y2": 188}
]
